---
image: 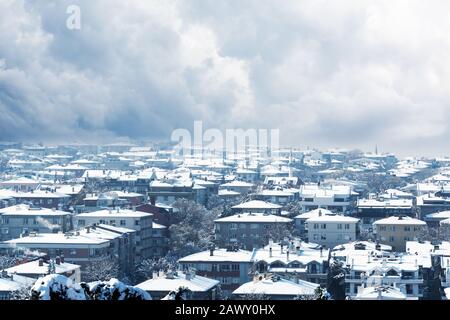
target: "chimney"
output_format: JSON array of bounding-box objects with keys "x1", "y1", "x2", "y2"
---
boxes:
[
  {"x1": 86, "y1": 226, "x2": 91, "y2": 233},
  {"x1": 318, "y1": 209, "x2": 322, "y2": 217},
  {"x1": 60, "y1": 254, "x2": 65, "y2": 263},
  {"x1": 38, "y1": 258, "x2": 44, "y2": 267},
  {"x1": 286, "y1": 250, "x2": 290, "y2": 261},
  {"x1": 269, "y1": 247, "x2": 272, "y2": 258},
  {"x1": 55, "y1": 256, "x2": 61, "y2": 265},
  {"x1": 150, "y1": 196, "x2": 156, "y2": 206},
  {"x1": 1, "y1": 270, "x2": 7, "y2": 278},
  {"x1": 281, "y1": 244, "x2": 284, "y2": 254},
  {"x1": 210, "y1": 248, "x2": 214, "y2": 256}
]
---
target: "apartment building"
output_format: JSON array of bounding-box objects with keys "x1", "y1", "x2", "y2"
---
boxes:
[
  {"x1": 74, "y1": 208, "x2": 154, "y2": 260},
  {"x1": 306, "y1": 214, "x2": 360, "y2": 249},
  {"x1": 293, "y1": 208, "x2": 334, "y2": 238},
  {"x1": 178, "y1": 247, "x2": 254, "y2": 296},
  {"x1": 297, "y1": 184, "x2": 357, "y2": 213},
  {"x1": 214, "y1": 213, "x2": 292, "y2": 250},
  {"x1": 373, "y1": 216, "x2": 427, "y2": 252},
  {"x1": 231, "y1": 200, "x2": 282, "y2": 215},
  {"x1": 0, "y1": 204, "x2": 72, "y2": 241},
  {"x1": 356, "y1": 198, "x2": 414, "y2": 232},
  {"x1": 252, "y1": 240, "x2": 329, "y2": 285},
  {"x1": 0, "y1": 224, "x2": 136, "y2": 279}
]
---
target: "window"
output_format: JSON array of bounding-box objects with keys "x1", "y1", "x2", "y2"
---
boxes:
[
  {"x1": 23, "y1": 218, "x2": 29, "y2": 225},
  {"x1": 345, "y1": 224, "x2": 350, "y2": 230},
  {"x1": 109, "y1": 220, "x2": 116, "y2": 226},
  {"x1": 337, "y1": 224, "x2": 343, "y2": 230},
  {"x1": 389, "y1": 236, "x2": 395, "y2": 242},
  {"x1": 99, "y1": 220, "x2": 106, "y2": 224},
  {"x1": 212, "y1": 264, "x2": 218, "y2": 272},
  {"x1": 321, "y1": 235, "x2": 327, "y2": 240},
  {"x1": 221, "y1": 264, "x2": 230, "y2": 271},
  {"x1": 135, "y1": 220, "x2": 140, "y2": 226},
  {"x1": 230, "y1": 223, "x2": 238, "y2": 230},
  {"x1": 379, "y1": 226, "x2": 386, "y2": 231},
  {"x1": 313, "y1": 234, "x2": 319, "y2": 241},
  {"x1": 404, "y1": 226, "x2": 410, "y2": 232},
  {"x1": 231, "y1": 264, "x2": 240, "y2": 271},
  {"x1": 321, "y1": 224, "x2": 327, "y2": 229},
  {"x1": 120, "y1": 220, "x2": 126, "y2": 226},
  {"x1": 313, "y1": 224, "x2": 319, "y2": 230}
]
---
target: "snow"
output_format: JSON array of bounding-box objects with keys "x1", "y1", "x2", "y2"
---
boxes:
[
  {"x1": 355, "y1": 285, "x2": 407, "y2": 300},
  {"x1": 232, "y1": 277, "x2": 319, "y2": 297},
  {"x1": 294, "y1": 208, "x2": 334, "y2": 220},
  {"x1": 31, "y1": 274, "x2": 87, "y2": 300},
  {"x1": 178, "y1": 248, "x2": 254, "y2": 263},
  {"x1": 232, "y1": 200, "x2": 282, "y2": 210},
  {"x1": 76, "y1": 208, "x2": 152, "y2": 218},
  {"x1": 6, "y1": 260, "x2": 81, "y2": 276},
  {"x1": 215, "y1": 213, "x2": 292, "y2": 223},
  {"x1": 0, "y1": 204, "x2": 70, "y2": 216},
  {"x1": 136, "y1": 272, "x2": 219, "y2": 293},
  {"x1": 373, "y1": 216, "x2": 426, "y2": 226},
  {"x1": 306, "y1": 215, "x2": 359, "y2": 223}
]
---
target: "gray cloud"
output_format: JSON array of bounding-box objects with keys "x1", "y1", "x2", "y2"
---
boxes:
[{"x1": 1, "y1": 0, "x2": 450, "y2": 156}]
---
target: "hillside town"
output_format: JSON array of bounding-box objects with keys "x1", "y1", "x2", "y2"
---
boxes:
[{"x1": 0, "y1": 141, "x2": 450, "y2": 300}]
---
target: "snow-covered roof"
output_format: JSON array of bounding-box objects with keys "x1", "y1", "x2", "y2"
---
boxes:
[
  {"x1": 75, "y1": 208, "x2": 152, "y2": 219},
  {"x1": 215, "y1": 213, "x2": 292, "y2": 223},
  {"x1": 220, "y1": 180, "x2": 254, "y2": 188},
  {"x1": 0, "y1": 204, "x2": 70, "y2": 216},
  {"x1": 135, "y1": 272, "x2": 219, "y2": 293},
  {"x1": 355, "y1": 285, "x2": 407, "y2": 300},
  {"x1": 294, "y1": 208, "x2": 334, "y2": 220},
  {"x1": 0, "y1": 274, "x2": 36, "y2": 292},
  {"x1": 232, "y1": 277, "x2": 318, "y2": 296},
  {"x1": 1, "y1": 226, "x2": 126, "y2": 247},
  {"x1": 306, "y1": 214, "x2": 359, "y2": 224},
  {"x1": 357, "y1": 198, "x2": 413, "y2": 208},
  {"x1": 178, "y1": 249, "x2": 254, "y2": 263},
  {"x1": 232, "y1": 200, "x2": 282, "y2": 210},
  {"x1": 6, "y1": 260, "x2": 80, "y2": 276},
  {"x1": 373, "y1": 216, "x2": 426, "y2": 226},
  {"x1": 425, "y1": 211, "x2": 450, "y2": 220},
  {"x1": 218, "y1": 189, "x2": 241, "y2": 196}
]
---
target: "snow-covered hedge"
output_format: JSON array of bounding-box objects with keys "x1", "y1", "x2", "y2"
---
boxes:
[
  {"x1": 31, "y1": 275, "x2": 88, "y2": 300},
  {"x1": 30, "y1": 275, "x2": 151, "y2": 300}
]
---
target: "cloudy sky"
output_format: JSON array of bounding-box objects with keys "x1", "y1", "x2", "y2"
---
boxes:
[{"x1": 1, "y1": 0, "x2": 450, "y2": 156}]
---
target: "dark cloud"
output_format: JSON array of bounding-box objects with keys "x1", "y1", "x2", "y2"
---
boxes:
[{"x1": 1, "y1": 0, "x2": 450, "y2": 156}]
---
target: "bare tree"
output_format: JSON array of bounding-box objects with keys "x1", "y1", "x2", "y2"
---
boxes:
[
  {"x1": 168, "y1": 199, "x2": 219, "y2": 258},
  {"x1": 0, "y1": 255, "x2": 18, "y2": 270},
  {"x1": 84, "y1": 256, "x2": 119, "y2": 282},
  {"x1": 137, "y1": 257, "x2": 176, "y2": 281}
]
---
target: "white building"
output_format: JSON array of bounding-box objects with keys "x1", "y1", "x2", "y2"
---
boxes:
[
  {"x1": 297, "y1": 184, "x2": 357, "y2": 213},
  {"x1": 74, "y1": 209, "x2": 154, "y2": 260},
  {"x1": 232, "y1": 274, "x2": 319, "y2": 300},
  {"x1": 306, "y1": 214, "x2": 360, "y2": 249}
]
